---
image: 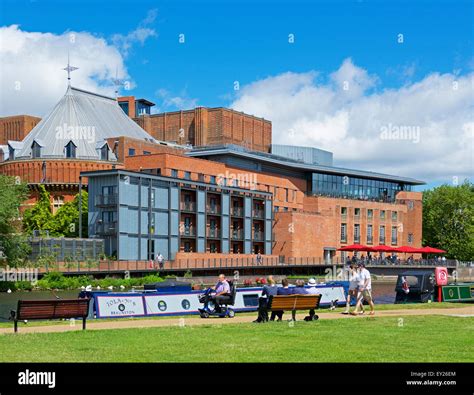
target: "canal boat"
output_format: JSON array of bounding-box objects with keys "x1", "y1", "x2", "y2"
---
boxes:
[{"x1": 80, "y1": 280, "x2": 347, "y2": 319}]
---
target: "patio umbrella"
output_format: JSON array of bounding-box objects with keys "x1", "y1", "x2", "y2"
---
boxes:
[
  {"x1": 371, "y1": 245, "x2": 397, "y2": 252},
  {"x1": 337, "y1": 244, "x2": 373, "y2": 252},
  {"x1": 393, "y1": 246, "x2": 424, "y2": 254},
  {"x1": 418, "y1": 246, "x2": 446, "y2": 254}
]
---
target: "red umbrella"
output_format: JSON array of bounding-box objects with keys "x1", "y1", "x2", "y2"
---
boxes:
[
  {"x1": 371, "y1": 245, "x2": 397, "y2": 253},
  {"x1": 419, "y1": 246, "x2": 446, "y2": 254},
  {"x1": 393, "y1": 246, "x2": 424, "y2": 254},
  {"x1": 337, "y1": 244, "x2": 373, "y2": 252}
]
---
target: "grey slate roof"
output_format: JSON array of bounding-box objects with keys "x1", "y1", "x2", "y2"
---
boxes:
[{"x1": 12, "y1": 86, "x2": 156, "y2": 160}]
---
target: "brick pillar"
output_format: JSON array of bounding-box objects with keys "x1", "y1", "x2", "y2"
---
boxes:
[{"x1": 194, "y1": 107, "x2": 208, "y2": 147}]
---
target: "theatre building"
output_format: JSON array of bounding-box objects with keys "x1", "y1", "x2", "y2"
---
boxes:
[{"x1": 84, "y1": 142, "x2": 424, "y2": 262}]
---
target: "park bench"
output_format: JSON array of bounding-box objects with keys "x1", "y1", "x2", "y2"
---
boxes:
[
  {"x1": 10, "y1": 298, "x2": 91, "y2": 333},
  {"x1": 267, "y1": 294, "x2": 322, "y2": 321}
]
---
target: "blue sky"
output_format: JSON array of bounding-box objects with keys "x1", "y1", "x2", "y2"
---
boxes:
[{"x1": 1, "y1": 0, "x2": 473, "y2": 188}]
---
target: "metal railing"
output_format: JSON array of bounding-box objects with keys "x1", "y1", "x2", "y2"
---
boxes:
[
  {"x1": 95, "y1": 194, "x2": 118, "y2": 207},
  {"x1": 206, "y1": 205, "x2": 221, "y2": 215},
  {"x1": 179, "y1": 226, "x2": 196, "y2": 237},
  {"x1": 206, "y1": 228, "x2": 221, "y2": 238},
  {"x1": 231, "y1": 229, "x2": 244, "y2": 240},
  {"x1": 96, "y1": 221, "x2": 117, "y2": 235},
  {"x1": 230, "y1": 207, "x2": 244, "y2": 217},
  {"x1": 180, "y1": 202, "x2": 196, "y2": 211}
]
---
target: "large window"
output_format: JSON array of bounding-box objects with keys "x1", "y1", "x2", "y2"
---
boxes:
[
  {"x1": 310, "y1": 173, "x2": 411, "y2": 202},
  {"x1": 379, "y1": 225, "x2": 385, "y2": 244},
  {"x1": 367, "y1": 225, "x2": 373, "y2": 244},
  {"x1": 340, "y1": 223, "x2": 347, "y2": 243},
  {"x1": 391, "y1": 226, "x2": 398, "y2": 245},
  {"x1": 354, "y1": 224, "x2": 360, "y2": 243}
]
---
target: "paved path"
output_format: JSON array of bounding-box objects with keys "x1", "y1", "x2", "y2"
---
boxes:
[{"x1": 1, "y1": 306, "x2": 472, "y2": 335}]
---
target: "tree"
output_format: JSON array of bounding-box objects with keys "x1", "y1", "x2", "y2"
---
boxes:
[
  {"x1": 422, "y1": 181, "x2": 474, "y2": 261},
  {"x1": 23, "y1": 186, "x2": 88, "y2": 238},
  {"x1": 0, "y1": 175, "x2": 30, "y2": 266},
  {"x1": 22, "y1": 184, "x2": 54, "y2": 235}
]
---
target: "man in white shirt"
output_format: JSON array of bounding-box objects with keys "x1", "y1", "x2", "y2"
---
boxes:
[{"x1": 351, "y1": 263, "x2": 375, "y2": 316}]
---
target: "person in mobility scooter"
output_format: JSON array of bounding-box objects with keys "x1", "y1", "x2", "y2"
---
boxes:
[{"x1": 198, "y1": 274, "x2": 236, "y2": 318}]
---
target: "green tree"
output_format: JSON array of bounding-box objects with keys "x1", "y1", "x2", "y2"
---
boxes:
[
  {"x1": 22, "y1": 184, "x2": 54, "y2": 234},
  {"x1": 23, "y1": 186, "x2": 88, "y2": 238},
  {"x1": 52, "y1": 191, "x2": 88, "y2": 237},
  {"x1": 0, "y1": 175, "x2": 30, "y2": 266},
  {"x1": 423, "y1": 181, "x2": 474, "y2": 261}
]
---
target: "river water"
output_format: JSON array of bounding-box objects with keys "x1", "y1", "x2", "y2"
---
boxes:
[{"x1": 0, "y1": 283, "x2": 396, "y2": 322}]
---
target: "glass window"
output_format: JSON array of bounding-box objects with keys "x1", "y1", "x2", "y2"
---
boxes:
[
  {"x1": 379, "y1": 225, "x2": 385, "y2": 243},
  {"x1": 391, "y1": 226, "x2": 398, "y2": 245},
  {"x1": 65, "y1": 141, "x2": 76, "y2": 158},
  {"x1": 354, "y1": 208, "x2": 360, "y2": 217},
  {"x1": 100, "y1": 144, "x2": 109, "y2": 161},
  {"x1": 184, "y1": 171, "x2": 191, "y2": 180},
  {"x1": 210, "y1": 175, "x2": 216, "y2": 184},
  {"x1": 367, "y1": 209, "x2": 373, "y2": 219},
  {"x1": 143, "y1": 151, "x2": 151, "y2": 155},
  {"x1": 171, "y1": 169, "x2": 178, "y2": 178},
  {"x1": 380, "y1": 210, "x2": 386, "y2": 219},
  {"x1": 392, "y1": 211, "x2": 398, "y2": 221},
  {"x1": 408, "y1": 233, "x2": 414, "y2": 244},
  {"x1": 340, "y1": 223, "x2": 347, "y2": 242},
  {"x1": 354, "y1": 224, "x2": 360, "y2": 243},
  {"x1": 341, "y1": 207, "x2": 347, "y2": 216},
  {"x1": 128, "y1": 148, "x2": 135, "y2": 156},
  {"x1": 31, "y1": 141, "x2": 41, "y2": 158},
  {"x1": 367, "y1": 225, "x2": 373, "y2": 244}
]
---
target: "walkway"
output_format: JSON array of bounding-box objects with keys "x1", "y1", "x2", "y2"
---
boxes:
[{"x1": 1, "y1": 305, "x2": 472, "y2": 335}]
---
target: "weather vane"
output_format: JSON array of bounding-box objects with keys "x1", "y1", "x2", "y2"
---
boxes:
[
  {"x1": 112, "y1": 66, "x2": 123, "y2": 98},
  {"x1": 63, "y1": 52, "x2": 78, "y2": 85}
]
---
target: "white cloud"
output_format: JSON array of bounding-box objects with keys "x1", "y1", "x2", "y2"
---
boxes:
[
  {"x1": 155, "y1": 88, "x2": 198, "y2": 112},
  {"x1": 111, "y1": 8, "x2": 157, "y2": 57},
  {"x1": 0, "y1": 24, "x2": 130, "y2": 117},
  {"x1": 231, "y1": 59, "x2": 473, "y2": 184}
]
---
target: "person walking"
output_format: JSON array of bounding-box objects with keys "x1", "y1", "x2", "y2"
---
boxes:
[
  {"x1": 351, "y1": 263, "x2": 375, "y2": 316},
  {"x1": 342, "y1": 264, "x2": 358, "y2": 314},
  {"x1": 155, "y1": 252, "x2": 164, "y2": 270}
]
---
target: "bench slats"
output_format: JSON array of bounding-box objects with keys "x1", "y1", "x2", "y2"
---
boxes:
[
  {"x1": 268, "y1": 294, "x2": 321, "y2": 311},
  {"x1": 14, "y1": 299, "x2": 90, "y2": 332}
]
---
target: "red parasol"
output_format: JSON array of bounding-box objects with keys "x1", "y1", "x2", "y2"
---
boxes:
[
  {"x1": 337, "y1": 244, "x2": 373, "y2": 252},
  {"x1": 418, "y1": 246, "x2": 446, "y2": 254}
]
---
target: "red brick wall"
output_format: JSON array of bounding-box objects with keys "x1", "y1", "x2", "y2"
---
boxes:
[
  {"x1": 132, "y1": 107, "x2": 272, "y2": 152},
  {"x1": 0, "y1": 115, "x2": 41, "y2": 145}
]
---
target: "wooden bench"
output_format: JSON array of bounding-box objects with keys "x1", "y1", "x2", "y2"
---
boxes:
[
  {"x1": 10, "y1": 299, "x2": 91, "y2": 333},
  {"x1": 267, "y1": 294, "x2": 322, "y2": 321}
]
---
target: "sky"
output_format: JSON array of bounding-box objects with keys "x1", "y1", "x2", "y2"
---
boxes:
[{"x1": 0, "y1": 0, "x2": 472, "y2": 189}]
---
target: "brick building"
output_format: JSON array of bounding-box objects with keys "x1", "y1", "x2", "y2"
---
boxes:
[
  {"x1": 0, "y1": 115, "x2": 41, "y2": 145},
  {"x1": 118, "y1": 97, "x2": 272, "y2": 153}
]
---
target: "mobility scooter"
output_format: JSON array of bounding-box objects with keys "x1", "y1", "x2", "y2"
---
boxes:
[{"x1": 198, "y1": 281, "x2": 237, "y2": 318}]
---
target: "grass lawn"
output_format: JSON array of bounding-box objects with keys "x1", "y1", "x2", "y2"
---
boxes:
[
  {"x1": 0, "y1": 302, "x2": 463, "y2": 328},
  {"x1": 1, "y1": 315, "x2": 472, "y2": 362}
]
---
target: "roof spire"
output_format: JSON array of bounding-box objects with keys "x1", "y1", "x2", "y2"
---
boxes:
[
  {"x1": 112, "y1": 66, "x2": 122, "y2": 99},
  {"x1": 63, "y1": 52, "x2": 79, "y2": 86}
]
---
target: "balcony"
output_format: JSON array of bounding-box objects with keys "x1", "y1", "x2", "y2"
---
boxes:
[
  {"x1": 95, "y1": 221, "x2": 117, "y2": 236},
  {"x1": 231, "y1": 229, "x2": 244, "y2": 240},
  {"x1": 180, "y1": 226, "x2": 196, "y2": 237},
  {"x1": 253, "y1": 231, "x2": 264, "y2": 241},
  {"x1": 253, "y1": 208, "x2": 264, "y2": 219},
  {"x1": 95, "y1": 194, "x2": 117, "y2": 207},
  {"x1": 180, "y1": 202, "x2": 196, "y2": 212},
  {"x1": 230, "y1": 207, "x2": 244, "y2": 217},
  {"x1": 207, "y1": 228, "x2": 221, "y2": 238},
  {"x1": 206, "y1": 205, "x2": 221, "y2": 215}
]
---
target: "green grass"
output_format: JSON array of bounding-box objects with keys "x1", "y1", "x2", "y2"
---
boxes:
[
  {"x1": 1, "y1": 315, "x2": 472, "y2": 362},
  {"x1": 0, "y1": 302, "x2": 463, "y2": 328}
]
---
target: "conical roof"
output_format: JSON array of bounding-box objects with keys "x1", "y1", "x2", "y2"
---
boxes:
[{"x1": 14, "y1": 86, "x2": 156, "y2": 160}]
